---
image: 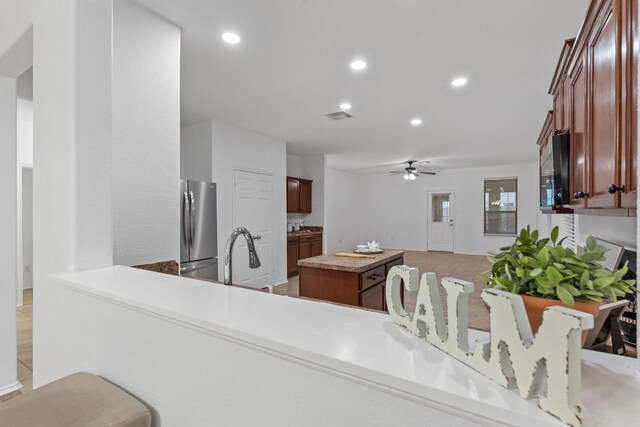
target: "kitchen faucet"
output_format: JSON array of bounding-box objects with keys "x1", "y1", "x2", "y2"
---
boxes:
[{"x1": 224, "y1": 227, "x2": 261, "y2": 286}]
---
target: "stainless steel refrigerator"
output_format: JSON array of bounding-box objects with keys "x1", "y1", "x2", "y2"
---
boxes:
[{"x1": 180, "y1": 180, "x2": 218, "y2": 281}]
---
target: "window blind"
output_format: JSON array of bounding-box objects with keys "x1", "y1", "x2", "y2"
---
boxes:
[{"x1": 562, "y1": 214, "x2": 576, "y2": 251}]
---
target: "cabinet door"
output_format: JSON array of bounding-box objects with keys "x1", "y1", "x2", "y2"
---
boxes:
[
  {"x1": 569, "y1": 50, "x2": 589, "y2": 207},
  {"x1": 553, "y1": 87, "x2": 564, "y2": 130},
  {"x1": 287, "y1": 178, "x2": 300, "y2": 212},
  {"x1": 311, "y1": 240, "x2": 322, "y2": 257},
  {"x1": 587, "y1": 1, "x2": 620, "y2": 208},
  {"x1": 287, "y1": 238, "x2": 299, "y2": 277},
  {"x1": 359, "y1": 283, "x2": 384, "y2": 311},
  {"x1": 621, "y1": 0, "x2": 637, "y2": 208},
  {"x1": 298, "y1": 180, "x2": 312, "y2": 213},
  {"x1": 299, "y1": 242, "x2": 312, "y2": 260}
]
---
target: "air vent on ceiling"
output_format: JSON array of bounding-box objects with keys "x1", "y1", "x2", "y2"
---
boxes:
[{"x1": 326, "y1": 110, "x2": 353, "y2": 120}]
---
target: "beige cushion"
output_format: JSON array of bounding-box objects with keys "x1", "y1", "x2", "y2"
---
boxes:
[{"x1": 0, "y1": 372, "x2": 151, "y2": 427}]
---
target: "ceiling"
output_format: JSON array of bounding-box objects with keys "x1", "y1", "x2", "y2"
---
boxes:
[{"x1": 135, "y1": 0, "x2": 590, "y2": 173}]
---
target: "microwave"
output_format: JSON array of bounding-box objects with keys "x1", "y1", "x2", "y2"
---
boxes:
[{"x1": 540, "y1": 129, "x2": 570, "y2": 208}]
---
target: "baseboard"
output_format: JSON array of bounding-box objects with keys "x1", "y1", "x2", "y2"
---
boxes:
[{"x1": 0, "y1": 380, "x2": 23, "y2": 397}]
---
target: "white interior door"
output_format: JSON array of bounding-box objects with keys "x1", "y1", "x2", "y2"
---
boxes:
[
  {"x1": 428, "y1": 191, "x2": 454, "y2": 252},
  {"x1": 232, "y1": 170, "x2": 273, "y2": 288}
]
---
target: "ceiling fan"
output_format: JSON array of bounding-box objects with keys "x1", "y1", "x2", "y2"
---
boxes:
[{"x1": 389, "y1": 161, "x2": 436, "y2": 180}]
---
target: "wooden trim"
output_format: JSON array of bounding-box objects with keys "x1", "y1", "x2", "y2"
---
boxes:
[
  {"x1": 567, "y1": 0, "x2": 610, "y2": 76},
  {"x1": 286, "y1": 176, "x2": 313, "y2": 184},
  {"x1": 621, "y1": 0, "x2": 637, "y2": 208},
  {"x1": 536, "y1": 110, "x2": 554, "y2": 146},
  {"x1": 548, "y1": 38, "x2": 576, "y2": 95},
  {"x1": 539, "y1": 206, "x2": 575, "y2": 214},
  {"x1": 571, "y1": 207, "x2": 636, "y2": 217}
]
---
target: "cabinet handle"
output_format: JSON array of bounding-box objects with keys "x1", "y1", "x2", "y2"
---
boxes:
[
  {"x1": 607, "y1": 184, "x2": 625, "y2": 194},
  {"x1": 574, "y1": 191, "x2": 589, "y2": 199},
  {"x1": 367, "y1": 273, "x2": 384, "y2": 281}
]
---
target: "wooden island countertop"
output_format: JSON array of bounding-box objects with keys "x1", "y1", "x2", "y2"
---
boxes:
[
  {"x1": 297, "y1": 249, "x2": 404, "y2": 273},
  {"x1": 298, "y1": 250, "x2": 405, "y2": 310}
]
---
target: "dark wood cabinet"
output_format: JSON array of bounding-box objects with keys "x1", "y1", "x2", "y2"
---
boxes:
[
  {"x1": 298, "y1": 180, "x2": 312, "y2": 213},
  {"x1": 359, "y1": 283, "x2": 385, "y2": 311},
  {"x1": 286, "y1": 176, "x2": 312, "y2": 213},
  {"x1": 620, "y1": 0, "x2": 637, "y2": 208},
  {"x1": 587, "y1": 0, "x2": 619, "y2": 208},
  {"x1": 569, "y1": 48, "x2": 589, "y2": 208},
  {"x1": 299, "y1": 253, "x2": 404, "y2": 310},
  {"x1": 286, "y1": 233, "x2": 323, "y2": 277},
  {"x1": 299, "y1": 240, "x2": 311, "y2": 260},
  {"x1": 311, "y1": 237, "x2": 322, "y2": 257},
  {"x1": 287, "y1": 179, "x2": 300, "y2": 212},
  {"x1": 287, "y1": 237, "x2": 299, "y2": 277},
  {"x1": 540, "y1": 0, "x2": 637, "y2": 214}
]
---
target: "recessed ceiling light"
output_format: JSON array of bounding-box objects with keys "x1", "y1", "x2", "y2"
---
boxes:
[
  {"x1": 350, "y1": 60, "x2": 367, "y2": 70},
  {"x1": 451, "y1": 77, "x2": 468, "y2": 87},
  {"x1": 410, "y1": 118, "x2": 422, "y2": 126},
  {"x1": 339, "y1": 102, "x2": 352, "y2": 110},
  {"x1": 222, "y1": 32, "x2": 241, "y2": 44}
]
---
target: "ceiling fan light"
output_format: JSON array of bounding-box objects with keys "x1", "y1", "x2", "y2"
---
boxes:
[
  {"x1": 409, "y1": 174, "x2": 416, "y2": 180},
  {"x1": 403, "y1": 173, "x2": 410, "y2": 180}
]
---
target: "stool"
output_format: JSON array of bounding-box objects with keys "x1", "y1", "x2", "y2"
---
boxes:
[{"x1": 0, "y1": 372, "x2": 151, "y2": 427}]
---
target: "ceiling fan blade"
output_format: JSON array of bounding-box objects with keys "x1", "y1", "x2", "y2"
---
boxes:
[
  {"x1": 389, "y1": 171, "x2": 406, "y2": 174},
  {"x1": 418, "y1": 171, "x2": 436, "y2": 175}
]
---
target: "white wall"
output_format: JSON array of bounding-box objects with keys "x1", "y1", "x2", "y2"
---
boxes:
[
  {"x1": 209, "y1": 119, "x2": 288, "y2": 285},
  {"x1": 0, "y1": 76, "x2": 19, "y2": 395},
  {"x1": 31, "y1": 0, "x2": 114, "y2": 387},
  {"x1": 181, "y1": 120, "x2": 212, "y2": 181},
  {"x1": 112, "y1": 0, "x2": 180, "y2": 266},
  {"x1": 22, "y1": 167, "x2": 33, "y2": 288},
  {"x1": 300, "y1": 155, "x2": 325, "y2": 227},
  {"x1": 16, "y1": 97, "x2": 32, "y2": 165},
  {"x1": 286, "y1": 153, "x2": 302, "y2": 177},
  {"x1": 16, "y1": 66, "x2": 32, "y2": 99},
  {"x1": 324, "y1": 168, "x2": 360, "y2": 253},
  {"x1": 357, "y1": 162, "x2": 539, "y2": 255}
]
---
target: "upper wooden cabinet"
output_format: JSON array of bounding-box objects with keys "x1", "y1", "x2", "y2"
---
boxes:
[
  {"x1": 569, "y1": 46, "x2": 589, "y2": 208},
  {"x1": 287, "y1": 176, "x2": 313, "y2": 213},
  {"x1": 549, "y1": 38, "x2": 575, "y2": 132},
  {"x1": 541, "y1": 0, "x2": 637, "y2": 213}
]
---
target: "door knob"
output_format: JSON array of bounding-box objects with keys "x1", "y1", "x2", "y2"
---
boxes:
[
  {"x1": 574, "y1": 191, "x2": 589, "y2": 199},
  {"x1": 607, "y1": 184, "x2": 625, "y2": 194}
]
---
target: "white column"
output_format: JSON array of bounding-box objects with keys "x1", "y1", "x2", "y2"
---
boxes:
[
  {"x1": 112, "y1": 0, "x2": 181, "y2": 267},
  {"x1": 0, "y1": 76, "x2": 19, "y2": 396},
  {"x1": 32, "y1": 0, "x2": 113, "y2": 386}
]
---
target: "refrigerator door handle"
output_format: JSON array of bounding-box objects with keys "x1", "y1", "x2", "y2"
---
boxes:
[
  {"x1": 182, "y1": 191, "x2": 190, "y2": 247},
  {"x1": 190, "y1": 191, "x2": 196, "y2": 248}
]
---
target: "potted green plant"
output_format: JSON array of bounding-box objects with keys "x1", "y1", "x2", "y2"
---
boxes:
[{"x1": 478, "y1": 226, "x2": 637, "y2": 342}]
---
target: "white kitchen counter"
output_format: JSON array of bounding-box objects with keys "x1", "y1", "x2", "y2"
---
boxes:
[{"x1": 49, "y1": 266, "x2": 640, "y2": 426}]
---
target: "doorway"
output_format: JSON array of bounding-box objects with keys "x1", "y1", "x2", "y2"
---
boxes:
[
  {"x1": 17, "y1": 165, "x2": 33, "y2": 306},
  {"x1": 232, "y1": 169, "x2": 274, "y2": 288},
  {"x1": 428, "y1": 191, "x2": 454, "y2": 252}
]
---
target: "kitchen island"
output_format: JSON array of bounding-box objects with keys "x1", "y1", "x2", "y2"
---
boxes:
[{"x1": 298, "y1": 250, "x2": 404, "y2": 310}]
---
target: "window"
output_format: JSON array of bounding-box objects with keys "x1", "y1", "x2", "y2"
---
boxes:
[
  {"x1": 431, "y1": 194, "x2": 450, "y2": 223},
  {"x1": 484, "y1": 178, "x2": 517, "y2": 235}
]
